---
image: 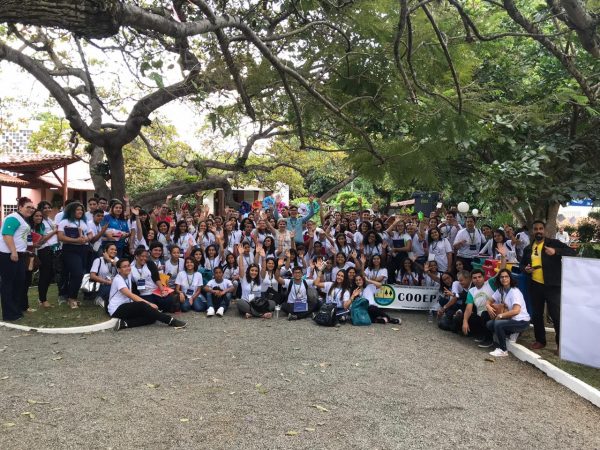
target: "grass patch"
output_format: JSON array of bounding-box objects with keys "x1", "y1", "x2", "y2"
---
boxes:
[
  {"x1": 519, "y1": 328, "x2": 600, "y2": 390},
  {"x1": 17, "y1": 285, "x2": 109, "y2": 328}
]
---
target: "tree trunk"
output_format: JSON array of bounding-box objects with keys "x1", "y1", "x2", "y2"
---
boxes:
[
  {"x1": 105, "y1": 146, "x2": 126, "y2": 200},
  {"x1": 0, "y1": 0, "x2": 121, "y2": 38},
  {"x1": 88, "y1": 145, "x2": 110, "y2": 198},
  {"x1": 544, "y1": 201, "x2": 561, "y2": 237}
]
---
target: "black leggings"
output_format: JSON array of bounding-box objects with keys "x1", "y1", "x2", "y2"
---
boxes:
[
  {"x1": 37, "y1": 247, "x2": 55, "y2": 302},
  {"x1": 112, "y1": 302, "x2": 172, "y2": 328},
  {"x1": 368, "y1": 305, "x2": 392, "y2": 323}
]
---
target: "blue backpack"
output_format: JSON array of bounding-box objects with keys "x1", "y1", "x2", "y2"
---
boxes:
[{"x1": 350, "y1": 297, "x2": 371, "y2": 326}]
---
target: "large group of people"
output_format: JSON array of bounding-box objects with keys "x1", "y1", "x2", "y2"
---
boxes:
[{"x1": 0, "y1": 194, "x2": 576, "y2": 356}]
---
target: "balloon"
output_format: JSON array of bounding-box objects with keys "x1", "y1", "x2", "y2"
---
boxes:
[
  {"x1": 472, "y1": 208, "x2": 479, "y2": 216},
  {"x1": 457, "y1": 202, "x2": 469, "y2": 213}
]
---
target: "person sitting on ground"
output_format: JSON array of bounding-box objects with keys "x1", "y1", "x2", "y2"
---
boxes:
[
  {"x1": 438, "y1": 269, "x2": 471, "y2": 332},
  {"x1": 422, "y1": 260, "x2": 442, "y2": 288},
  {"x1": 349, "y1": 274, "x2": 400, "y2": 324},
  {"x1": 130, "y1": 247, "x2": 176, "y2": 312},
  {"x1": 174, "y1": 257, "x2": 206, "y2": 312},
  {"x1": 203, "y1": 266, "x2": 235, "y2": 317},
  {"x1": 362, "y1": 254, "x2": 388, "y2": 289},
  {"x1": 485, "y1": 268, "x2": 531, "y2": 357},
  {"x1": 313, "y1": 264, "x2": 351, "y2": 322},
  {"x1": 109, "y1": 259, "x2": 186, "y2": 331},
  {"x1": 397, "y1": 257, "x2": 422, "y2": 286},
  {"x1": 89, "y1": 242, "x2": 119, "y2": 309},
  {"x1": 462, "y1": 268, "x2": 497, "y2": 348},
  {"x1": 236, "y1": 260, "x2": 275, "y2": 319},
  {"x1": 164, "y1": 245, "x2": 184, "y2": 289},
  {"x1": 276, "y1": 265, "x2": 319, "y2": 320}
]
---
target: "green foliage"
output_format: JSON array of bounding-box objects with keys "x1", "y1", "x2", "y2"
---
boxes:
[
  {"x1": 28, "y1": 113, "x2": 71, "y2": 153},
  {"x1": 577, "y1": 219, "x2": 599, "y2": 243}
]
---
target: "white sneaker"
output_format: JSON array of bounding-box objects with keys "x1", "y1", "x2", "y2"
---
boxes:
[
  {"x1": 216, "y1": 306, "x2": 225, "y2": 317},
  {"x1": 94, "y1": 296, "x2": 105, "y2": 308},
  {"x1": 489, "y1": 348, "x2": 509, "y2": 357},
  {"x1": 509, "y1": 333, "x2": 519, "y2": 343},
  {"x1": 206, "y1": 307, "x2": 215, "y2": 317}
]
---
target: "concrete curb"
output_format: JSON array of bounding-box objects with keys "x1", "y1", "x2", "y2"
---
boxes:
[
  {"x1": 507, "y1": 341, "x2": 600, "y2": 408},
  {"x1": 0, "y1": 318, "x2": 117, "y2": 334}
]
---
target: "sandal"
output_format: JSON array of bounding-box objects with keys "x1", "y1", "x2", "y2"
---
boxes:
[
  {"x1": 40, "y1": 301, "x2": 53, "y2": 308},
  {"x1": 69, "y1": 300, "x2": 79, "y2": 309}
]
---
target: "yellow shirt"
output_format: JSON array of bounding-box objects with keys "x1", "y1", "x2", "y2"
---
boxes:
[{"x1": 531, "y1": 241, "x2": 544, "y2": 284}]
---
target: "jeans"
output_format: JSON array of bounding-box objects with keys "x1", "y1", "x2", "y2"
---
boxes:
[
  {"x1": 98, "y1": 283, "x2": 111, "y2": 301},
  {"x1": 205, "y1": 292, "x2": 232, "y2": 311},
  {"x1": 530, "y1": 280, "x2": 560, "y2": 346},
  {"x1": 0, "y1": 252, "x2": 27, "y2": 321},
  {"x1": 486, "y1": 319, "x2": 530, "y2": 351},
  {"x1": 112, "y1": 302, "x2": 172, "y2": 328},
  {"x1": 180, "y1": 295, "x2": 208, "y2": 312},
  {"x1": 62, "y1": 244, "x2": 87, "y2": 299},
  {"x1": 37, "y1": 247, "x2": 55, "y2": 302}
]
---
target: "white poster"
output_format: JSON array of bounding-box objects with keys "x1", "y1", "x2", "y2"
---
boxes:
[
  {"x1": 373, "y1": 284, "x2": 439, "y2": 311},
  {"x1": 561, "y1": 257, "x2": 600, "y2": 369}
]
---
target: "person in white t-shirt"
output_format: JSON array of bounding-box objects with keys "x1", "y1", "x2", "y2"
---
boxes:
[
  {"x1": 555, "y1": 226, "x2": 570, "y2": 245},
  {"x1": 349, "y1": 274, "x2": 400, "y2": 324},
  {"x1": 453, "y1": 216, "x2": 484, "y2": 270},
  {"x1": 437, "y1": 270, "x2": 470, "y2": 332},
  {"x1": 313, "y1": 268, "x2": 351, "y2": 320},
  {"x1": 175, "y1": 257, "x2": 206, "y2": 312},
  {"x1": 461, "y1": 268, "x2": 496, "y2": 347},
  {"x1": 108, "y1": 259, "x2": 186, "y2": 330},
  {"x1": 236, "y1": 261, "x2": 275, "y2": 319},
  {"x1": 426, "y1": 228, "x2": 453, "y2": 273},
  {"x1": 164, "y1": 245, "x2": 185, "y2": 288},
  {"x1": 485, "y1": 268, "x2": 531, "y2": 357},
  {"x1": 276, "y1": 265, "x2": 319, "y2": 320},
  {"x1": 203, "y1": 266, "x2": 235, "y2": 317},
  {"x1": 89, "y1": 242, "x2": 119, "y2": 308}
]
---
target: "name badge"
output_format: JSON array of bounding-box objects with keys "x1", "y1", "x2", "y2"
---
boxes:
[
  {"x1": 469, "y1": 244, "x2": 477, "y2": 251},
  {"x1": 185, "y1": 288, "x2": 195, "y2": 297},
  {"x1": 137, "y1": 279, "x2": 146, "y2": 290},
  {"x1": 294, "y1": 299, "x2": 308, "y2": 312}
]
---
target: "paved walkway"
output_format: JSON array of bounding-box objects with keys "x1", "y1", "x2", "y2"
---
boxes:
[{"x1": 1, "y1": 310, "x2": 599, "y2": 449}]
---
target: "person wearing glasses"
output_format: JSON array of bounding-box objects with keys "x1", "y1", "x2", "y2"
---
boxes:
[
  {"x1": 0, "y1": 197, "x2": 36, "y2": 321},
  {"x1": 485, "y1": 269, "x2": 531, "y2": 357},
  {"x1": 520, "y1": 220, "x2": 576, "y2": 353}
]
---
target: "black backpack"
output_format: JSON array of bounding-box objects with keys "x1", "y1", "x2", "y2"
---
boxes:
[{"x1": 313, "y1": 303, "x2": 337, "y2": 326}]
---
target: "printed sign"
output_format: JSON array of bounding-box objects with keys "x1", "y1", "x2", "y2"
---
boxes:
[{"x1": 374, "y1": 284, "x2": 439, "y2": 310}]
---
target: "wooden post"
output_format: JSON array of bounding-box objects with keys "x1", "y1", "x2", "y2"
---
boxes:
[{"x1": 63, "y1": 164, "x2": 68, "y2": 204}]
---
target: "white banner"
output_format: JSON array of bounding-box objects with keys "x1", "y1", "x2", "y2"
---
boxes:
[
  {"x1": 373, "y1": 284, "x2": 439, "y2": 310},
  {"x1": 561, "y1": 256, "x2": 600, "y2": 369}
]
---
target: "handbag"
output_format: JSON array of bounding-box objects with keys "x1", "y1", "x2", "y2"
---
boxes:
[
  {"x1": 350, "y1": 297, "x2": 371, "y2": 326},
  {"x1": 80, "y1": 273, "x2": 100, "y2": 293},
  {"x1": 250, "y1": 296, "x2": 271, "y2": 315},
  {"x1": 264, "y1": 286, "x2": 283, "y2": 305}
]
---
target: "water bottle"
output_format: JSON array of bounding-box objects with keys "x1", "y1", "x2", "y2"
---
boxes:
[
  {"x1": 427, "y1": 309, "x2": 433, "y2": 323},
  {"x1": 275, "y1": 304, "x2": 281, "y2": 319}
]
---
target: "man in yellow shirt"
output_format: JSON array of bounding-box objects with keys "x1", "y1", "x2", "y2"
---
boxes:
[{"x1": 521, "y1": 220, "x2": 576, "y2": 353}]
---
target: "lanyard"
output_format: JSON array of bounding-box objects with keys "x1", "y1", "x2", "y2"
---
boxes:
[
  {"x1": 135, "y1": 265, "x2": 144, "y2": 278},
  {"x1": 268, "y1": 272, "x2": 275, "y2": 288},
  {"x1": 186, "y1": 272, "x2": 194, "y2": 287},
  {"x1": 293, "y1": 281, "x2": 303, "y2": 298},
  {"x1": 468, "y1": 230, "x2": 476, "y2": 244},
  {"x1": 124, "y1": 276, "x2": 130, "y2": 290},
  {"x1": 432, "y1": 241, "x2": 438, "y2": 252}
]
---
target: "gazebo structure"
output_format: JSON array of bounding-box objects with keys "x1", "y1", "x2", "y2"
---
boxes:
[{"x1": 0, "y1": 153, "x2": 94, "y2": 220}]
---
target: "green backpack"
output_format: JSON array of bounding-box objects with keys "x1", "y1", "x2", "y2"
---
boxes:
[{"x1": 350, "y1": 297, "x2": 371, "y2": 326}]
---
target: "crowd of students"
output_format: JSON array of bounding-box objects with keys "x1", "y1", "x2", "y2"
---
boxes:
[{"x1": 0, "y1": 194, "x2": 575, "y2": 357}]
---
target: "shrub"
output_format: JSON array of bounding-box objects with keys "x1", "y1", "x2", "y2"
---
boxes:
[{"x1": 577, "y1": 219, "x2": 599, "y2": 243}]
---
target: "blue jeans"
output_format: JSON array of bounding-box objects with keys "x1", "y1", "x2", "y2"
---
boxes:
[
  {"x1": 98, "y1": 283, "x2": 111, "y2": 301},
  {"x1": 180, "y1": 295, "x2": 208, "y2": 312},
  {"x1": 62, "y1": 244, "x2": 87, "y2": 299},
  {"x1": 206, "y1": 292, "x2": 232, "y2": 311},
  {"x1": 486, "y1": 319, "x2": 530, "y2": 351}
]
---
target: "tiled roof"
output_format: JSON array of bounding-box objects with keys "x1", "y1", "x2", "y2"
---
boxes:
[
  {"x1": 0, "y1": 172, "x2": 29, "y2": 187},
  {"x1": 0, "y1": 153, "x2": 80, "y2": 175}
]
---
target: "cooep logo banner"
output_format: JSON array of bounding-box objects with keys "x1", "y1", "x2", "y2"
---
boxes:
[{"x1": 374, "y1": 284, "x2": 439, "y2": 310}]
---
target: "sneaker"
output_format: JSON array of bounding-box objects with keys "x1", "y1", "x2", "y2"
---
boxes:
[
  {"x1": 94, "y1": 296, "x2": 105, "y2": 309},
  {"x1": 169, "y1": 318, "x2": 187, "y2": 329},
  {"x1": 288, "y1": 314, "x2": 299, "y2": 321},
  {"x1": 478, "y1": 340, "x2": 494, "y2": 348},
  {"x1": 473, "y1": 337, "x2": 485, "y2": 343},
  {"x1": 489, "y1": 348, "x2": 509, "y2": 357},
  {"x1": 113, "y1": 319, "x2": 125, "y2": 331},
  {"x1": 216, "y1": 307, "x2": 225, "y2": 317},
  {"x1": 509, "y1": 333, "x2": 519, "y2": 343},
  {"x1": 206, "y1": 307, "x2": 215, "y2": 317},
  {"x1": 58, "y1": 296, "x2": 67, "y2": 306}
]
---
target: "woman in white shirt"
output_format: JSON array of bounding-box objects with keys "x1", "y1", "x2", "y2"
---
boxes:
[
  {"x1": 36, "y1": 201, "x2": 59, "y2": 308},
  {"x1": 57, "y1": 202, "x2": 93, "y2": 309},
  {"x1": 363, "y1": 254, "x2": 388, "y2": 289},
  {"x1": 313, "y1": 269, "x2": 351, "y2": 320},
  {"x1": 485, "y1": 268, "x2": 531, "y2": 357},
  {"x1": 427, "y1": 228, "x2": 453, "y2": 273},
  {"x1": 108, "y1": 259, "x2": 186, "y2": 330},
  {"x1": 175, "y1": 257, "x2": 206, "y2": 312},
  {"x1": 349, "y1": 274, "x2": 400, "y2": 325},
  {"x1": 89, "y1": 242, "x2": 118, "y2": 308},
  {"x1": 236, "y1": 259, "x2": 275, "y2": 319},
  {"x1": 173, "y1": 220, "x2": 196, "y2": 257}
]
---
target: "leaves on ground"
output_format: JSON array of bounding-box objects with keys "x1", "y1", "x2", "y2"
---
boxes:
[
  {"x1": 27, "y1": 399, "x2": 49, "y2": 405},
  {"x1": 255, "y1": 383, "x2": 268, "y2": 394},
  {"x1": 21, "y1": 411, "x2": 35, "y2": 419},
  {"x1": 311, "y1": 404, "x2": 329, "y2": 412},
  {"x1": 391, "y1": 327, "x2": 400, "y2": 331},
  {"x1": 146, "y1": 383, "x2": 160, "y2": 388},
  {"x1": 485, "y1": 357, "x2": 496, "y2": 363},
  {"x1": 179, "y1": 418, "x2": 189, "y2": 422},
  {"x1": 305, "y1": 427, "x2": 316, "y2": 432},
  {"x1": 285, "y1": 430, "x2": 299, "y2": 436},
  {"x1": 2, "y1": 422, "x2": 16, "y2": 427},
  {"x1": 51, "y1": 356, "x2": 63, "y2": 361},
  {"x1": 1, "y1": 376, "x2": 9, "y2": 380}
]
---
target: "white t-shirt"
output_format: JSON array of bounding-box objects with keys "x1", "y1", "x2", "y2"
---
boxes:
[
  {"x1": 389, "y1": 231, "x2": 411, "y2": 256},
  {"x1": 261, "y1": 271, "x2": 279, "y2": 292},
  {"x1": 224, "y1": 230, "x2": 242, "y2": 255},
  {"x1": 321, "y1": 281, "x2": 350, "y2": 308},
  {"x1": 492, "y1": 287, "x2": 530, "y2": 322},
  {"x1": 90, "y1": 256, "x2": 118, "y2": 279},
  {"x1": 164, "y1": 258, "x2": 184, "y2": 286},
  {"x1": 428, "y1": 238, "x2": 452, "y2": 272},
  {"x1": 451, "y1": 280, "x2": 466, "y2": 305},
  {"x1": 40, "y1": 218, "x2": 58, "y2": 249},
  {"x1": 206, "y1": 278, "x2": 234, "y2": 293},
  {"x1": 332, "y1": 262, "x2": 354, "y2": 280},
  {"x1": 467, "y1": 282, "x2": 495, "y2": 317},
  {"x1": 58, "y1": 219, "x2": 90, "y2": 242},
  {"x1": 175, "y1": 271, "x2": 203, "y2": 297},
  {"x1": 365, "y1": 267, "x2": 388, "y2": 283},
  {"x1": 175, "y1": 233, "x2": 195, "y2": 253},
  {"x1": 410, "y1": 233, "x2": 427, "y2": 258},
  {"x1": 130, "y1": 263, "x2": 157, "y2": 294},
  {"x1": 223, "y1": 265, "x2": 240, "y2": 283},
  {"x1": 357, "y1": 284, "x2": 378, "y2": 306},
  {"x1": 455, "y1": 228, "x2": 485, "y2": 258},
  {"x1": 108, "y1": 274, "x2": 133, "y2": 316},
  {"x1": 283, "y1": 279, "x2": 314, "y2": 303},
  {"x1": 240, "y1": 278, "x2": 263, "y2": 301},
  {"x1": 363, "y1": 243, "x2": 383, "y2": 258},
  {"x1": 423, "y1": 272, "x2": 442, "y2": 288},
  {"x1": 439, "y1": 224, "x2": 460, "y2": 245},
  {"x1": 202, "y1": 256, "x2": 222, "y2": 272}
]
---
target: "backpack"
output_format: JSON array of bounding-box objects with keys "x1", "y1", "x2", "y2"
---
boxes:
[
  {"x1": 313, "y1": 303, "x2": 337, "y2": 326},
  {"x1": 350, "y1": 297, "x2": 371, "y2": 326}
]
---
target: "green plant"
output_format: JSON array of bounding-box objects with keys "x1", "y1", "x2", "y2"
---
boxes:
[{"x1": 577, "y1": 219, "x2": 599, "y2": 243}]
